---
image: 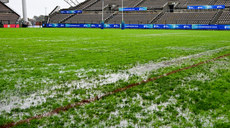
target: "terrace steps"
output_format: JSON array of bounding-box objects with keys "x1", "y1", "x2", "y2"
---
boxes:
[
  {"x1": 149, "y1": 11, "x2": 165, "y2": 24},
  {"x1": 210, "y1": 9, "x2": 223, "y2": 24}
]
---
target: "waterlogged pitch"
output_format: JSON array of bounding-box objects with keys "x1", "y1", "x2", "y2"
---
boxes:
[{"x1": 0, "y1": 28, "x2": 230, "y2": 127}]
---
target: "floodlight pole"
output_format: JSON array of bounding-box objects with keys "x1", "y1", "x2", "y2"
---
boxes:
[
  {"x1": 45, "y1": 7, "x2": 47, "y2": 16},
  {"x1": 22, "y1": 0, "x2": 28, "y2": 22}
]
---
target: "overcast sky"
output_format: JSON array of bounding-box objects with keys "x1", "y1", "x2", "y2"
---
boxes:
[{"x1": 6, "y1": 0, "x2": 85, "y2": 18}]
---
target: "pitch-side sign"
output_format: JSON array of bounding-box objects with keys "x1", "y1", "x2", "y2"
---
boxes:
[
  {"x1": 119, "y1": 7, "x2": 147, "y2": 11},
  {"x1": 60, "y1": 10, "x2": 83, "y2": 14},
  {"x1": 188, "y1": 5, "x2": 225, "y2": 10},
  {"x1": 44, "y1": 23, "x2": 230, "y2": 30}
]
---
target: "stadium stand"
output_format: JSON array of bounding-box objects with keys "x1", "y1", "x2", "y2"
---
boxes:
[
  {"x1": 214, "y1": 0, "x2": 230, "y2": 6},
  {"x1": 216, "y1": 11, "x2": 230, "y2": 24},
  {"x1": 156, "y1": 11, "x2": 217, "y2": 24},
  {"x1": 108, "y1": 12, "x2": 159, "y2": 24},
  {"x1": 64, "y1": 12, "x2": 111, "y2": 24},
  {"x1": 49, "y1": 14, "x2": 72, "y2": 23},
  {"x1": 0, "y1": 1, "x2": 20, "y2": 24},
  {"x1": 86, "y1": 0, "x2": 141, "y2": 11},
  {"x1": 69, "y1": 0, "x2": 97, "y2": 10},
  {"x1": 177, "y1": 0, "x2": 213, "y2": 8},
  {"x1": 48, "y1": 0, "x2": 230, "y2": 25},
  {"x1": 137, "y1": 0, "x2": 169, "y2": 9}
]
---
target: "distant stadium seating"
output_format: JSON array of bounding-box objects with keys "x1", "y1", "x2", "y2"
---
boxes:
[
  {"x1": 86, "y1": 0, "x2": 141, "y2": 11},
  {"x1": 70, "y1": 0, "x2": 96, "y2": 10},
  {"x1": 108, "y1": 12, "x2": 158, "y2": 24},
  {"x1": 215, "y1": 0, "x2": 230, "y2": 6},
  {"x1": 0, "y1": 1, "x2": 19, "y2": 24},
  {"x1": 64, "y1": 12, "x2": 111, "y2": 24},
  {"x1": 156, "y1": 11, "x2": 217, "y2": 24},
  {"x1": 49, "y1": 14, "x2": 72, "y2": 23},
  {"x1": 217, "y1": 11, "x2": 230, "y2": 24},
  {"x1": 177, "y1": 0, "x2": 213, "y2": 8},
  {"x1": 0, "y1": 13, "x2": 19, "y2": 24},
  {"x1": 48, "y1": 0, "x2": 230, "y2": 25},
  {"x1": 137, "y1": 0, "x2": 168, "y2": 9}
]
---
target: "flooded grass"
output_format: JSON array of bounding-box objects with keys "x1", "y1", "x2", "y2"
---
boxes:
[{"x1": 0, "y1": 29, "x2": 230, "y2": 127}]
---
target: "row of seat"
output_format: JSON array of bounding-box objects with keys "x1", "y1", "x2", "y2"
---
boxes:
[
  {"x1": 0, "y1": 13, "x2": 19, "y2": 24},
  {"x1": 86, "y1": 0, "x2": 141, "y2": 11},
  {"x1": 215, "y1": 0, "x2": 230, "y2": 6},
  {"x1": 107, "y1": 13, "x2": 157, "y2": 24},
  {"x1": 71, "y1": 0, "x2": 95, "y2": 10},
  {"x1": 49, "y1": 14, "x2": 72, "y2": 23},
  {"x1": 217, "y1": 11, "x2": 230, "y2": 24},
  {"x1": 64, "y1": 12, "x2": 111, "y2": 24},
  {"x1": 177, "y1": 0, "x2": 213, "y2": 8},
  {"x1": 156, "y1": 12, "x2": 216, "y2": 24}
]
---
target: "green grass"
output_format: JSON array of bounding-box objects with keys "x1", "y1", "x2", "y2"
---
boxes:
[{"x1": 0, "y1": 28, "x2": 230, "y2": 127}]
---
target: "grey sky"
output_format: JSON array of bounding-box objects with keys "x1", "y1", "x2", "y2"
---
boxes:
[{"x1": 6, "y1": 0, "x2": 84, "y2": 18}]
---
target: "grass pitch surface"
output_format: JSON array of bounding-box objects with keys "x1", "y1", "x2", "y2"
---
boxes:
[{"x1": 0, "y1": 28, "x2": 230, "y2": 127}]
